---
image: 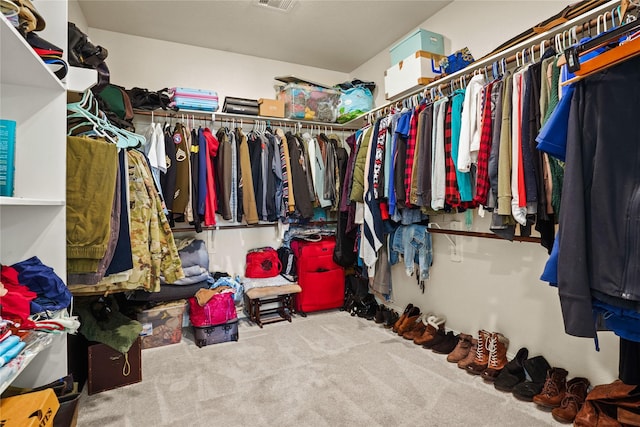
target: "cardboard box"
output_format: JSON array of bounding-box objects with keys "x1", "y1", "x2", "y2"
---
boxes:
[
  {"x1": 390, "y1": 28, "x2": 445, "y2": 65},
  {"x1": 0, "y1": 388, "x2": 59, "y2": 427},
  {"x1": 384, "y1": 50, "x2": 444, "y2": 100},
  {"x1": 258, "y1": 98, "x2": 285, "y2": 118},
  {"x1": 137, "y1": 300, "x2": 186, "y2": 349}
]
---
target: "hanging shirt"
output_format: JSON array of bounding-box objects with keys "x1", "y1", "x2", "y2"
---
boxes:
[
  {"x1": 474, "y1": 82, "x2": 495, "y2": 206},
  {"x1": 431, "y1": 97, "x2": 448, "y2": 211},
  {"x1": 458, "y1": 74, "x2": 486, "y2": 173},
  {"x1": 202, "y1": 128, "x2": 219, "y2": 226},
  {"x1": 451, "y1": 89, "x2": 473, "y2": 202}
]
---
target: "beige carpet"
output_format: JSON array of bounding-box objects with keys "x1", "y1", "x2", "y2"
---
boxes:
[{"x1": 77, "y1": 311, "x2": 564, "y2": 426}]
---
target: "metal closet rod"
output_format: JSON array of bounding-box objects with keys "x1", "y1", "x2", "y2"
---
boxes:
[
  {"x1": 133, "y1": 109, "x2": 361, "y2": 131},
  {"x1": 359, "y1": 0, "x2": 624, "y2": 118}
]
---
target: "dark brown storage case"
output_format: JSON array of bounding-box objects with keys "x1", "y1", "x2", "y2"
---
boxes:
[
  {"x1": 68, "y1": 335, "x2": 142, "y2": 395},
  {"x1": 87, "y1": 337, "x2": 142, "y2": 394}
]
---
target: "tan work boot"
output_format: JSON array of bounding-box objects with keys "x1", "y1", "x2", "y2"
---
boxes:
[
  {"x1": 481, "y1": 332, "x2": 510, "y2": 381},
  {"x1": 465, "y1": 329, "x2": 491, "y2": 375}
]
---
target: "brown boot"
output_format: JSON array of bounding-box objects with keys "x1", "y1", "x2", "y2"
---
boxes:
[
  {"x1": 465, "y1": 329, "x2": 491, "y2": 375},
  {"x1": 447, "y1": 333, "x2": 473, "y2": 363},
  {"x1": 481, "y1": 332, "x2": 510, "y2": 381},
  {"x1": 413, "y1": 315, "x2": 445, "y2": 346},
  {"x1": 401, "y1": 315, "x2": 427, "y2": 340},
  {"x1": 397, "y1": 313, "x2": 420, "y2": 336},
  {"x1": 551, "y1": 377, "x2": 590, "y2": 423},
  {"x1": 392, "y1": 304, "x2": 415, "y2": 333},
  {"x1": 532, "y1": 367, "x2": 569, "y2": 408},
  {"x1": 457, "y1": 338, "x2": 479, "y2": 369}
]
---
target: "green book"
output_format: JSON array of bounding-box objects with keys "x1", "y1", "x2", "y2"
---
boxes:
[{"x1": 0, "y1": 119, "x2": 17, "y2": 197}]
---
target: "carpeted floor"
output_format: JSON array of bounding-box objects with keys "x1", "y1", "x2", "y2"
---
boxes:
[{"x1": 77, "y1": 310, "x2": 565, "y2": 426}]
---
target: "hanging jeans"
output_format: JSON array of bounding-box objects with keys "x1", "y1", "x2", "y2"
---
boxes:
[{"x1": 389, "y1": 225, "x2": 432, "y2": 280}]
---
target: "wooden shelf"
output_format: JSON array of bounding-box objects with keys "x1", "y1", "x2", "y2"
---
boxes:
[{"x1": 0, "y1": 17, "x2": 64, "y2": 91}]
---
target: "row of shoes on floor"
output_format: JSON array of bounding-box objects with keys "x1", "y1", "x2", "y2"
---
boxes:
[{"x1": 373, "y1": 304, "x2": 591, "y2": 424}]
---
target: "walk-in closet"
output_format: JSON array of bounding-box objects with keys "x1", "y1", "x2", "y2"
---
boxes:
[{"x1": 1, "y1": 1, "x2": 639, "y2": 426}]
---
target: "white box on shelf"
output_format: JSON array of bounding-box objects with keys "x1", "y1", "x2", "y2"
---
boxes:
[{"x1": 384, "y1": 50, "x2": 444, "y2": 100}]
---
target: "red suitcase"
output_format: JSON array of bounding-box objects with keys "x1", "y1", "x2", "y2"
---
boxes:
[{"x1": 291, "y1": 237, "x2": 345, "y2": 314}]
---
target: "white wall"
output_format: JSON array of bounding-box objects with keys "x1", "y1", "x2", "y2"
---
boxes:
[
  {"x1": 351, "y1": 1, "x2": 576, "y2": 106},
  {"x1": 351, "y1": 0, "x2": 620, "y2": 387},
  {"x1": 86, "y1": 0, "x2": 621, "y2": 387},
  {"x1": 68, "y1": 0, "x2": 88, "y2": 32},
  {"x1": 87, "y1": 28, "x2": 349, "y2": 102}
]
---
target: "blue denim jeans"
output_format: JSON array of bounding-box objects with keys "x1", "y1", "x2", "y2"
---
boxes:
[{"x1": 389, "y1": 225, "x2": 432, "y2": 280}]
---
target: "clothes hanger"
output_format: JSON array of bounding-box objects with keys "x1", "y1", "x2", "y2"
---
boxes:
[
  {"x1": 68, "y1": 91, "x2": 136, "y2": 147},
  {"x1": 563, "y1": 18, "x2": 640, "y2": 84}
]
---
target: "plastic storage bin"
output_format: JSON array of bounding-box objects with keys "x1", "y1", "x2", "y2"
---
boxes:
[
  {"x1": 390, "y1": 28, "x2": 445, "y2": 65},
  {"x1": 136, "y1": 300, "x2": 186, "y2": 349},
  {"x1": 276, "y1": 83, "x2": 340, "y2": 122}
]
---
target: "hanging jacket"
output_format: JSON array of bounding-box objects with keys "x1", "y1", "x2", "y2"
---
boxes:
[
  {"x1": 172, "y1": 122, "x2": 191, "y2": 221},
  {"x1": 160, "y1": 123, "x2": 177, "y2": 217},
  {"x1": 286, "y1": 131, "x2": 313, "y2": 218},
  {"x1": 215, "y1": 128, "x2": 233, "y2": 220},
  {"x1": 202, "y1": 128, "x2": 218, "y2": 226},
  {"x1": 237, "y1": 129, "x2": 259, "y2": 225},
  {"x1": 350, "y1": 125, "x2": 372, "y2": 203}
]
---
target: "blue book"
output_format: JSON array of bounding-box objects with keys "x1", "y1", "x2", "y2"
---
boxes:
[{"x1": 0, "y1": 119, "x2": 16, "y2": 197}]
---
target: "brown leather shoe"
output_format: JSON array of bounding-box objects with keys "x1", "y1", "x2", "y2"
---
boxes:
[
  {"x1": 457, "y1": 339, "x2": 478, "y2": 369},
  {"x1": 532, "y1": 367, "x2": 569, "y2": 408},
  {"x1": 465, "y1": 329, "x2": 491, "y2": 375},
  {"x1": 447, "y1": 333, "x2": 473, "y2": 363},
  {"x1": 431, "y1": 332, "x2": 459, "y2": 354},
  {"x1": 551, "y1": 377, "x2": 590, "y2": 423},
  {"x1": 481, "y1": 332, "x2": 510, "y2": 381}
]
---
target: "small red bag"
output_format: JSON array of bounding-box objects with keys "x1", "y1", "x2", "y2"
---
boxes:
[{"x1": 245, "y1": 247, "x2": 281, "y2": 278}]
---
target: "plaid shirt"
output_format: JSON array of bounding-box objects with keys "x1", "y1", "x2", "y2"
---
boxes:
[
  {"x1": 405, "y1": 104, "x2": 426, "y2": 207},
  {"x1": 444, "y1": 102, "x2": 461, "y2": 208},
  {"x1": 474, "y1": 82, "x2": 495, "y2": 206}
]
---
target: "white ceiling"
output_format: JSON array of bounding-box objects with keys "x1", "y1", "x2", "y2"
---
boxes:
[{"x1": 77, "y1": 0, "x2": 452, "y2": 73}]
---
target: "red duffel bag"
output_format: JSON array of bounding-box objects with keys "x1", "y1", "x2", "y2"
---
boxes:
[
  {"x1": 245, "y1": 247, "x2": 281, "y2": 278},
  {"x1": 188, "y1": 292, "x2": 237, "y2": 327}
]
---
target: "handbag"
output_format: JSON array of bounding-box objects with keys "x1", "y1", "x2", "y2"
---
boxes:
[
  {"x1": 188, "y1": 292, "x2": 237, "y2": 327},
  {"x1": 245, "y1": 247, "x2": 281, "y2": 278}
]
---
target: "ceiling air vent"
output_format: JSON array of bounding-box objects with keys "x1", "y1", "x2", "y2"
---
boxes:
[{"x1": 256, "y1": 0, "x2": 296, "y2": 12}]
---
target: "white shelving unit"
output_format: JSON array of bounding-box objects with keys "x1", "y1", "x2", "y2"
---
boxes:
[{"x1": 0, "y1": 2, "x2": 68, "y2": 388}]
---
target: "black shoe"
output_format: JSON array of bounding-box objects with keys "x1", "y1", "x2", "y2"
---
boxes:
[
  {"x1": 374, "y1": 305, "x2": 387, "y2": 323},
  {"x1": 494, "y1": 347, "x2": 529, "y2": 392},
  {"x1": 384, "y1": 310, "x2": 399, "y2": 329},
  {"x1": 512, "y1": 355, "x2": 551, "y2": 401},
  {"x1": 432, "y1": 332, "x2": 459, "y2": 354}
]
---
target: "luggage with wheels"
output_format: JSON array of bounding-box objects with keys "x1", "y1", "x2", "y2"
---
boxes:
[{"x1": 291, "y1": 237, "x2": 345, "y2": 315}]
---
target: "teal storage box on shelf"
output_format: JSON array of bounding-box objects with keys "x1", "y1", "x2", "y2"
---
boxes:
[{"x1": 390, "y1": 29, "x2": 445, "y2": 65}]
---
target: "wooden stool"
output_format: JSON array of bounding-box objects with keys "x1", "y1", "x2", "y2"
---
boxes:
[{"x1": 243, "y1": 284, "x2": 301, "y2": 328}]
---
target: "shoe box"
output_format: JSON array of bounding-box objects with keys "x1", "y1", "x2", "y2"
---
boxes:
[{"x1": 67, "y1": 334, "x2": 142, "y2": 395}]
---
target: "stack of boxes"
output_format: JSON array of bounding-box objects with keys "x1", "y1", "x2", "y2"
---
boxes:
[{"x1": 384, "y1": 29, "x2": 446, "y2": 100}]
